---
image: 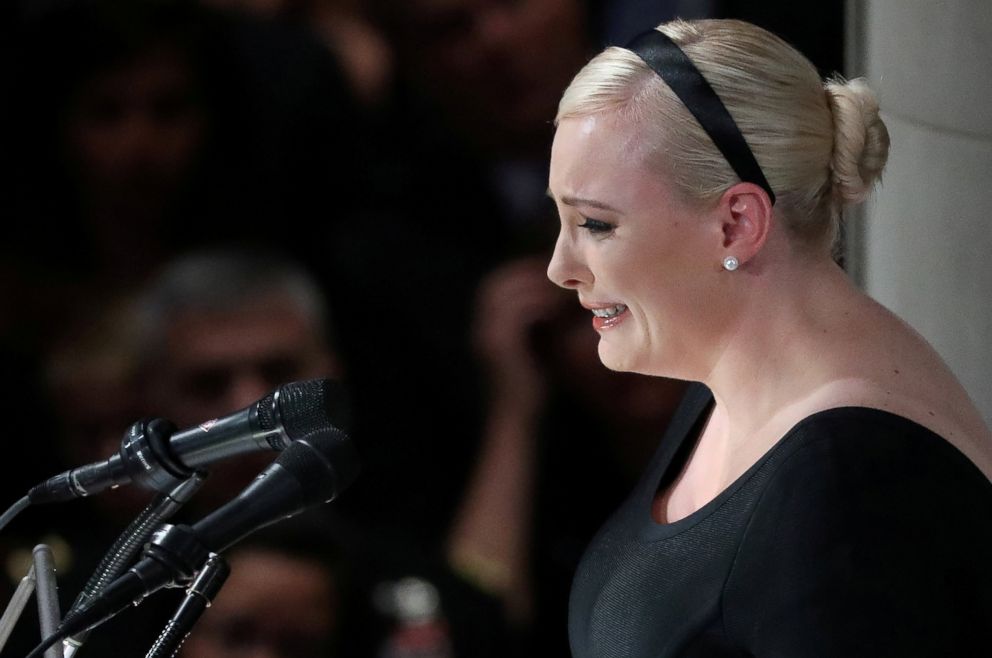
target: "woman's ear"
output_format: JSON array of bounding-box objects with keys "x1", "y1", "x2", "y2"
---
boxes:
[{"x1": 717, "y1": 182, "x2": 774, "y2": 264}]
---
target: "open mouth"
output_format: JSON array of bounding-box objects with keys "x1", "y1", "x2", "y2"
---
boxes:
[
  {"x1": 591, "y1": 304, "x2": 627, "y2": 319},
  {"x1": 591, "y1": 304, "x2": 629, "y2": 330}
]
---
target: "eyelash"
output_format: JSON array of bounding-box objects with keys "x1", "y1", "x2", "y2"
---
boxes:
[{"x1": 578, "y1": 218, "x2": 615, "y2": 234}]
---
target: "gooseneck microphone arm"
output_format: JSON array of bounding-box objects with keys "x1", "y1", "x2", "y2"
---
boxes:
[
  {"x1": 62, "y1": 474, "x2": 207, "y2": 658},
  {"x1": 26, "y1": 426, "x2": 360, "y2": 658}
]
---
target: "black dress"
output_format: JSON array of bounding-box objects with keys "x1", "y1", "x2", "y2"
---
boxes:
[{"x1": 569, "y1": 384, "x2": 992, "y2": 657}]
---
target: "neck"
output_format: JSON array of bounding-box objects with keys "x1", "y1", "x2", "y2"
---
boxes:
[{"x1": 699, "y1": 252, "x2": 867, "y2": 449}]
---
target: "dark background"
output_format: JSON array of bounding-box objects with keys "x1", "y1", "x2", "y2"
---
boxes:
[{"x1": 0, "y1": 1, "x2": 843, "y2": 656}]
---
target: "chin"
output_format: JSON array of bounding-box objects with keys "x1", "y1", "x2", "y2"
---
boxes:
[
  {"x1": 597, "y1": 340, "x2": 641, "y2": 374},
  {"x1": 598, "y1": 337, "x2": 677, "y2": 378}
]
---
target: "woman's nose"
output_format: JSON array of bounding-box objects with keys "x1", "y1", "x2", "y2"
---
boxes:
[{"x1": 547, "y1": 232, "x2": 590, "y2": 290}]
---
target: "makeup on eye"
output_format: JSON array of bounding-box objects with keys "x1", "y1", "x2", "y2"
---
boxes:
[{"x1": 578, "y1": 217, "x2": 615, "y2": 234}]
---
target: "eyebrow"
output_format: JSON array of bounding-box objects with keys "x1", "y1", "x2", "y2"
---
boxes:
[{"x1": 546, "y1": 188, "x2": 621, "y2": 213}]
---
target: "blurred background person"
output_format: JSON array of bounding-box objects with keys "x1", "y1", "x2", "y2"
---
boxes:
[
  {"x1": 311, "y1": 0, "x2": 597, "y2": 551},
  {"x1": 132, "y1": 251, "x2": 516, "y2": 658},
  {"x1": 2, "y1": 2, "x2": 222, "y2": 505},
  {"x1": 198, "y1": 0, "x2": 394, "y2": 108},
  {"x1": 20, "y1": 246, "x2": 512, "y2": 657},
  {"x1": 9, "y1": 0, "x2": 220, "y2": 290},
  {"x1": 43, "y1": 295, "x2": 151, "y2": 523},
  {"x1": 132, "y1": 248, "x2": 344, "y2": 512},
  {"x1": 1, "y1": 0, "x2": 369, "y2": 535},
  {"x1": 180, "y1": 516, "x2": 347, "y2": 658},
  {"x1": 602, "y1": 0, "x2": 843, "y2": 75},
  {"x1": 369, "y1": 0, "x2": 590, "y2": 237},
  {"x1": 4, "y1": 0, "x2": 368, "y2": 351},
  {"x1": 447, "y1": 256, "x2": 686, "y2": 656},
  {"x1": 0, "y1": 290, "x2": 169, "y2": 657},
  {"x1": 0, "y1": 249, "x2": 346, "y2": 656}
]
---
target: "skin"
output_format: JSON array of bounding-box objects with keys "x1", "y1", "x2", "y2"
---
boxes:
[
  {"x1": 151, "y1": 295, "x2": 336, "y2": 426},
  {"x1": 547, "y1": 113, "x2": 992, "y2": 523}
]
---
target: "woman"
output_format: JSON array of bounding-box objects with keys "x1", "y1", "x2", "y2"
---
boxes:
[{"x1": 546, "y1": 19, "x2": 992, "y2": 657}]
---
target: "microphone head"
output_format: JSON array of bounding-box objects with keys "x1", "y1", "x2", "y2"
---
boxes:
[
  {"x1": 257, "y1": 378, "x2": 352, "y2": 449},
  {"x1": 276, "y1": 426, "x2": 361, "y2": 505},
  {"x1": 285, "y1": 378, "x2": 352, "y2": 433},
  {"x1": 191, "y1": 424, "x2": 360, "y2": 553},
  {"x1": 278, "y1": 379, "x2": 336, "y2": 438}
]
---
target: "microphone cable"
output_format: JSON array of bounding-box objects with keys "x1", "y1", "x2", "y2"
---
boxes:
[{"x1": 0, "y1": 495, "x2": 30, "y2": 534}]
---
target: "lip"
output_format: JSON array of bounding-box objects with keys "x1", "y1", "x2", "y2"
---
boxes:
[{"x1": 581, "y1": 300, "x2": 629, "y2": 331}]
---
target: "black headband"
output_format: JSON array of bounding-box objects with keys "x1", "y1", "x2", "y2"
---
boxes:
[{"x1": 625, "y1": 29, "x2": 776, "y2": 205}]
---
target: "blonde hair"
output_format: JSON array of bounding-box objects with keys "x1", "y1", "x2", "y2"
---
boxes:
[{"x1": 556, "y1": 19, "x2": 890, "y2": 250}]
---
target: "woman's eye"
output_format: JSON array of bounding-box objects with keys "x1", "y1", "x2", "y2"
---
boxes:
[{"x1": 578, "y1": 218, "x2": 614, "y2": 234}]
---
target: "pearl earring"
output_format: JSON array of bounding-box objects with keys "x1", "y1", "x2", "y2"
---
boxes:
[{"x1": 723, "y1": 256, "x2": 739, "y2": 271}]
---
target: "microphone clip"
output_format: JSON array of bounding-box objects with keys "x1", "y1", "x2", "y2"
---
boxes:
[
  {"x1": 139, "y1": 524, "x2": 212, "y2": 591},
  {"x1": 116, "y1": 418, "x2": 196, "y2": 494},
  {"x1": 28, "y1": 418, "x2": 195, "y2": 505},
  {"x1": 56, "y1": 523, "x2": 211, "y2": 640}
]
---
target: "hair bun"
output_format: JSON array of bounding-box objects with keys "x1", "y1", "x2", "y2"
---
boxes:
[{"x1": 825, "y1": 77, "x2": 890, "y2": 206}]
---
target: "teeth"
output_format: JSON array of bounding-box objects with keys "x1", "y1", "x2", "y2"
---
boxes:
[{"x1": 591, "y1": 304, "x2": 627, "y2": 318}]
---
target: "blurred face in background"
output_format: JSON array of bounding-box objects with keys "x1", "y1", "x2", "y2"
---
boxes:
[
  {"x1": 151, "y1": 295, "x2": 336, "y2": 425},
  {"x1": 62, "y1": 45, "x2": 206, "y2": 213},
  {"x1": 147, "y1": 293, "x2": 338, "y2": 508},
  {"x1": 394, "y1": 0, "x2": 587, "y2": 149},
  {"x1": 45, "y1": 299, "x2": 150, "y2": 520},
  {"x1": 181, "y1": 549, "x2": 338, "y2": 658}
]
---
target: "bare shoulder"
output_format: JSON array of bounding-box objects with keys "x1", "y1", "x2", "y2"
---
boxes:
[{"x1": 811, "y1": 298, "x2": 992, "y2": 480}]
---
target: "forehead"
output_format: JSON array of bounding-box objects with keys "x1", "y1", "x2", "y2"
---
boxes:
[
  {"x1": 163, "y1": 298, "x2": 318, "y2": 361},
  {"x1": 550, "y1": 114, "x2": 661, "y2": 201}
]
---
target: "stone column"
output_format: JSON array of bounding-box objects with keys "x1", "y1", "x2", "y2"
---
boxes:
[{"x1": 850, "y1": 0, "x2": 992, "y2": 425}]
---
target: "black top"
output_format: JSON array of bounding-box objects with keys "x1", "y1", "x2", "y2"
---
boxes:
[{"x1": 569, "y1": 384, "x2": 992, "y2": 657}]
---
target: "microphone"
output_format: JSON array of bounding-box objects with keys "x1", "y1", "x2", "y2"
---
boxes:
[
  {"x1": 28, "y1": 378, "x2": 345, "y2": 504},
  {"x1": 51, "y1": 427, "x2": 360, "y2": 647}
]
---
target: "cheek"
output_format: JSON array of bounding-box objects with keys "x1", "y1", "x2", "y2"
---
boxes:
[
  {"x1": 618, "y1": 248, "x2": 710, "y2": 356},
  {"x1": 634, "y1": 223, "x2": 714, "y2": 298},
  {"x1": 614, "y1": 242, "x2": 692, "y2": 314}
]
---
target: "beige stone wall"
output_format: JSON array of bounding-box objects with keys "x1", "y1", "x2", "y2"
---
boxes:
[{"x1": 854, "y1": 0, "x2": 992, "y2": 425}]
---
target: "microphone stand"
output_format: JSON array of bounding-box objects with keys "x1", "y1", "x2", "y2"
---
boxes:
[
  {"x1": 0, "y1": 545, "x2": 64, "y2": 658},
  {"x1": 144, "y1": 554, "x2": 230, "y2": 658},
  {"x1": 33, "y1": 545, "x2": 63, "y2": 658},
  {"x1": 62, "y1": 474, "x2": 206, "y2": 658},
  {"x1": 0, "y1": 564, "x2": 35, "y2": 652},
  {"x1": 27, "y1": 521, "x2": 214, "y2": 658},
  {"x1": 28, "y1": 430, "x2": 358, "y2": 658}
]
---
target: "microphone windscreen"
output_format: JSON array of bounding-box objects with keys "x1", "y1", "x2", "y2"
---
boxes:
[
  {"x1": 278, "y1": 379, "x2": 335, "y2": 438},
  {"x1": 277, "y1": 427, "x2": 359, "y2": 504}
]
